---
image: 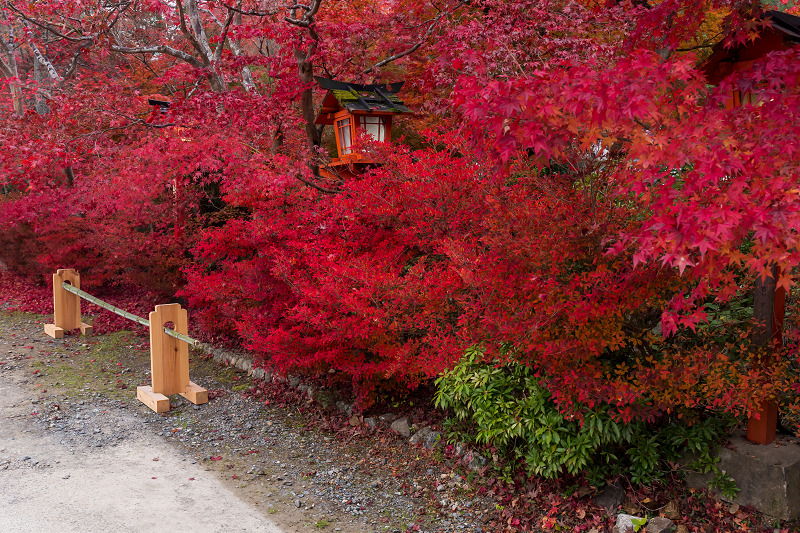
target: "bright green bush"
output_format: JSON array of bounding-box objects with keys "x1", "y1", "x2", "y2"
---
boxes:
[{"x1": 435, "y1": 346, "x2": 736, "y2": 489}]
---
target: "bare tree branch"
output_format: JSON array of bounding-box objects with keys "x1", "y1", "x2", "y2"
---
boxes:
[
  {"x1": 293, "y1": 171, "x2": 340, "y2": 194},
  {"x1": 212, "y1": 8, "x2": 236, "y2": 63},
  {"x1": 109, "y1": 44, "x2": 205, "y2": 68},
  {"x1": 176, "y1": 0, "x2": 211, "y2": 63},
  {"x1": 363, "y1": 9, "x2": 449, "y2": 74},
  {"x1": 284, "y1": 0, "x2": 322, "y2": 28},
  {"x1": 63, "y1": 45, "x2": 86, "y2": 79},
  {"x1": 220, "y1": 2, "x2": 277, "y2": 17},
  {"x1": 5, "y1": 4, "x2": 95, "y2": 43}
]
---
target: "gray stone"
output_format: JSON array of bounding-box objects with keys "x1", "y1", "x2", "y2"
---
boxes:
[
  {"x1": 363, "y1": 417, "x2": 377, "y2": 429},
  {"x1": 335, "y1": 401, "x2": 353, "y2": 417},
  {"x1": 613, "y1": 513, "x2": 645, "y2": 533},
  {"x1": 595, "y1": 483, "x2": 625, "y2": 515},
  {"x1": 288, "y1": 376, "x2": 300, "y2": 389},
  {"x1": 197, "y1": 343, "x2": 214, "y2": 354},
  {"x1": 240, "y1": 359, "x2": 252, "y2": 372},
  {"x1": 409, "y1": 427, "x2": 432, "y2": 446},
  {"x1": 252, "y1": 368, "x2": 264, "y2": 380},
  {"x1": 684, "y1": 433, "x2": 800, "y2": 520},
  {"x1": 390, "y1": 417, "x2": 411, "y2": 438},
  {"x1": 645, "y1": 517, "x2": 674, "y2": 533},
  {"x1": 453, "y1": 442, "x2": 467, "y2": 457},
  {"x1": 312, "y1": 389, "x2": 337, "y2": 409},
  {"x1": 462, "y1": 450, "x2": 486, "y2": 471},
  {"x1": 379, "y1": 413, "x2": 398, "y2": 423},
  {"x1": 423, "y1": 431, "x2": 442, "y2": 449}
]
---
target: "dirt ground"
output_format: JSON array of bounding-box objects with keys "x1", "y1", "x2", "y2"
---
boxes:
[
  {"x1": 0, "y1": 372, "x2": 283, "y2": 533},
  {"x1": 0, "y1": 308, "x2": 490, "y2": 533}
]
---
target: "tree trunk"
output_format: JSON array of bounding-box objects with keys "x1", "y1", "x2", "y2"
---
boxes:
[
  {"x1": 33, "y1": 54, "x2": 49, "y2": 115},
  {"x1": 294, "y1": 51, "x2": 321, "y2": 175}
]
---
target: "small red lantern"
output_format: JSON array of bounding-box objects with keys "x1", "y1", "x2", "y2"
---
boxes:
[{"x1": 314, "y1": 77, "x2": 413, "y2": 179}]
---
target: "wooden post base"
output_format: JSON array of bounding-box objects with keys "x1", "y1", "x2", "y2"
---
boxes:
[
  {"x1": 137, "y1": 382, "x2": 207, "y2": 413},
  {"x1": 44, "y1": 324, "x2": 64, "y2": 339},
  {"x1": 44, "y1": 322, "x2": 93, "y2": 339},
  {"x1": 137, "y1": 386, "x2": 170, "y2": 413},
  {"x1": 179, "y1": 381, "x2": 208, "y2": 405}
]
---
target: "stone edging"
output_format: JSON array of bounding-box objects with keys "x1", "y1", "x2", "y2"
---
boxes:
[{"x1": 192, "y1": 342, "x2": 488, "y2": 471}]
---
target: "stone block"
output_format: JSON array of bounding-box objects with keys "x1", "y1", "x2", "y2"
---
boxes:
[
  {"x1": 613, "y1": 513, "x2": 645, "y2": 533},
  {"x1": 423, "y1": 431, "x2": 442, "y2": 449},
  {"x1": 645, "y1": 516, "x2": 674, "y2": 533},
  {"x1": 391, "y1": 416, "x2": 411, "y2": 438},
  {"x1": 462, "y1": 450, "x2": 486, "y2": 470},
  {"x1": 409, "y1": 427, "x2": 432, "y2": 446},
  {"x1": 684, "y1": 433, "x2": 800, "y2": 520}
]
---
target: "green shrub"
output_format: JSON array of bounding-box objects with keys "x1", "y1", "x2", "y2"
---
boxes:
[{"x1": 435, "y1": 346, "x2": 736, "y2": 490}]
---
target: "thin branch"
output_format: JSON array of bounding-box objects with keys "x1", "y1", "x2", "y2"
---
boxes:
[
  {"x1": 284, "y1": 0, "x2": 322, "y2": 28},
  {"x1": 105, "y1": 2, "x2": 132, "y2": 32},
  {"x1": 675, "y1": 43, "x2": 714, "y2": 52},
  {"x1": 5, "y1": 5, "x2": 94, "y2": 43},
  {"x1": 68, "y1": 118, "x2": 179, "y2": 143},
  {"x1": 63, "y1": 45, "x2": 86, "y2": 79},
  {"x1": 109, "y1": 44, "x2": 205, "y2": 68},
  {"x1": 213, "y1": 8, "x2": 235, "y2": 63},
  {"x1": 200, "y1": 7, "x2": 224, "y2": 27},
  {"x1": 220, "y1": 3, "x2": 277, "y2": 17},
  {"x1": 176, "y1": 0, "x2": 210, "y2": 63},
  {"x1": 362, "y1": 9, "x2": 449, "y2": 74},
  {"x1": 294, "y1": 171, "x2": 339, "y2": 194}
]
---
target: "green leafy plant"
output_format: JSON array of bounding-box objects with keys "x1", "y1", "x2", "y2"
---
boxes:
[
  {"x1": 631, "y1": 516, "x2": 647, "y2": 532},
  {"x1": 435, "y1": 346, "x2": 736, "y2": 486}
]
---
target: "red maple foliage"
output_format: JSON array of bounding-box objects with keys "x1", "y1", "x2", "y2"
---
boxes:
[{"x1": 1, "y1": 0, "x2": 799, "y2": 422}]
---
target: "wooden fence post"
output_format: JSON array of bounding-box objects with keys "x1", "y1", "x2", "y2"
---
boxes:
[
  {"x1": 44, "y1": 268, "x2": 93, "y2": 339},
  {"x1": 136, "y1": 303, "x2": 207, "y2": 413}
]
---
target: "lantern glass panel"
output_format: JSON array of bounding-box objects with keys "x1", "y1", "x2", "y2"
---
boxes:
[
  {"x1": 337, "y1": 118, "x2": 352, "y2": 154},
  {"x1": 360, "y1": 115, "x2": 386, "y2": 141}
]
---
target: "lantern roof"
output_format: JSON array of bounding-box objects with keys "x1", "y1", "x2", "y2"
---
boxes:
[
  {"x1": 314, "y1": 77, "x2": 412, "y2": 124},
  {"x1": 701, "y1": 9, "x2": 800, "y2": 84},
  {"x1": 765, "y1": 9, "x2": 800, "y2": 39}
]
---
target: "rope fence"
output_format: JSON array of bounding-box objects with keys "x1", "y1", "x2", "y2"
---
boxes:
[
  {"x1": 44, "y1": 268, "x2": 208, "y2": 413},
  {"x1": 60, "y1": 282, "x2": 200, "y2": 347}
]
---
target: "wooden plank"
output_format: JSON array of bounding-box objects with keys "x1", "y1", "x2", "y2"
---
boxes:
[
  {"x1": 137, "y1": 386, "x2": 170, "y2": 413},
  {"x1": 53, "y1": 269, "x2": 82, "y2": 331},
  {"x1": 179, "y1": 381, "x2": 208, "y2": 405},
  {"x1": 43, "y1": 324, "x2": 64, "y2": 339},
  {"x1": 79, "y1": 322, "x2": 93, "y2": 336},
  {"x1": 149, "y1": 303, "x2": 189, "y2": 396}
]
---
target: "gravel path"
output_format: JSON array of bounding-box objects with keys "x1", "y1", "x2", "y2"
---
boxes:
[
  {"x1": 0, "y1": 374, "x2": 283, "y2": 533},
  {"x1": 0, "y1": 308, "x2": 494, "y2": 533}
]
